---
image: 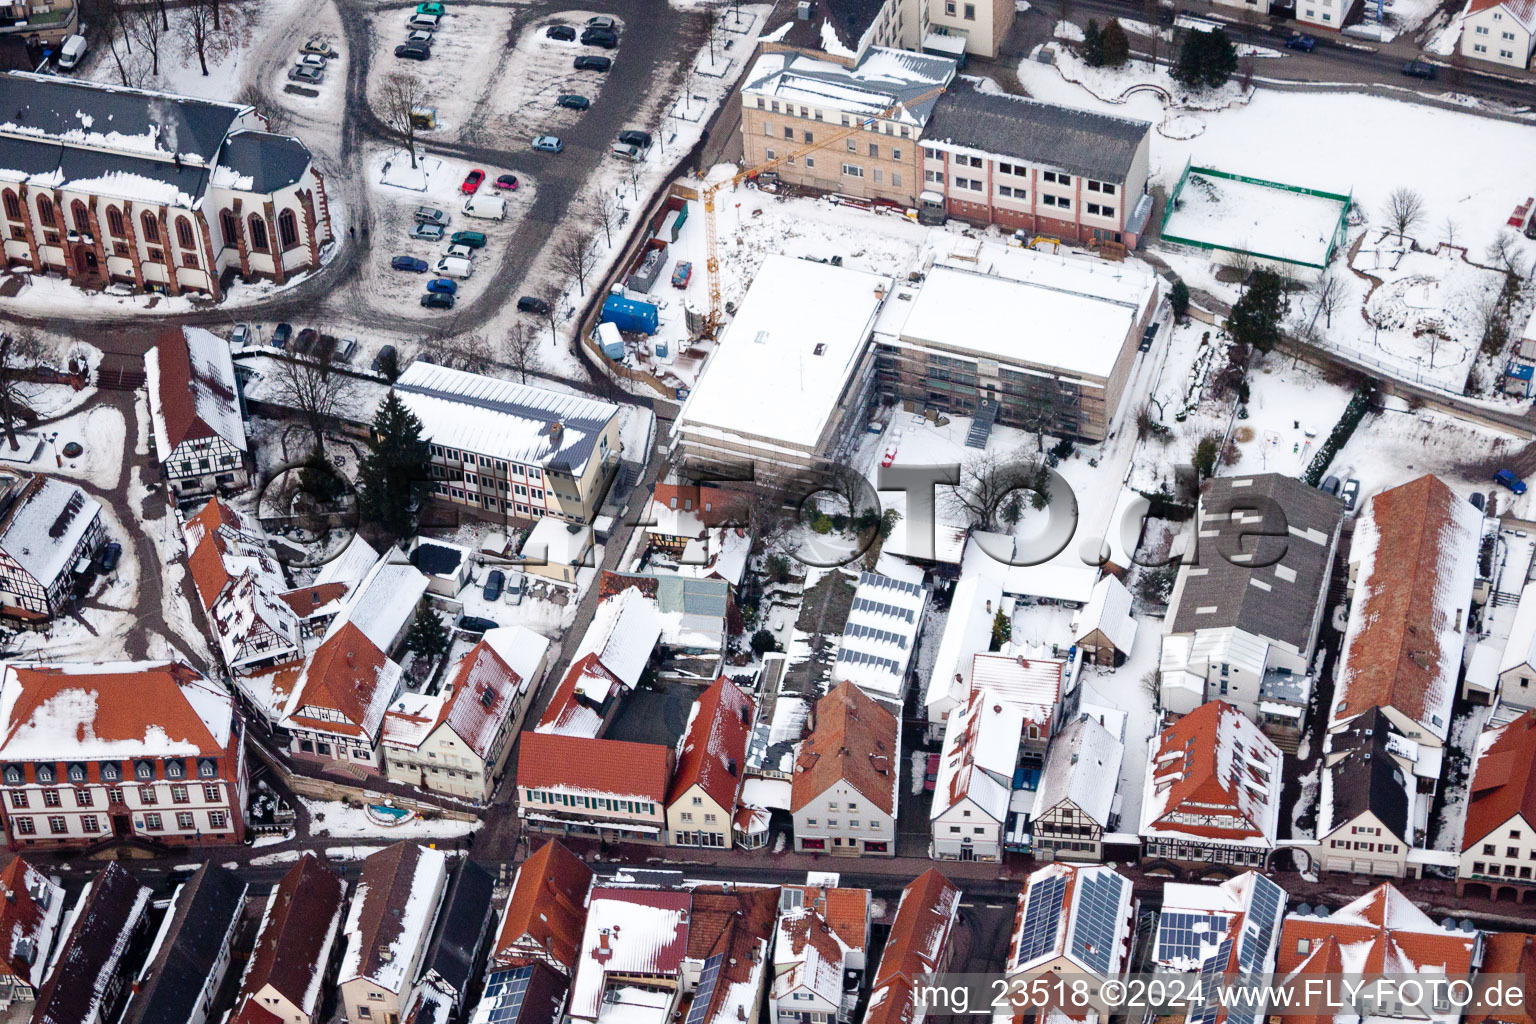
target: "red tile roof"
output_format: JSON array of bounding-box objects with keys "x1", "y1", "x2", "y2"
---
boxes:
[
  {"x1": 1276, "y1": 884, "x2": 1477, "y2": 979},
  {"x1": 517, "y1": 732, "x2": 674, "y2": 803},
  {"x1": 152, "y1": 327, "x2": 238, "y2": 449},
  {"x1": 278, "y1": 582, "x2": 350, "y2": 619},
  {"x1": 0, "y1": 858, "x2": 56, "y2": 987},
  {"x1": 239, "y1": 854, "x2": 347, "y2": 1016},
  {"x1": 782, "y1": 885, "x2": 869, "y2": 952},
  {"x1": 534, "y1": 653, "x2": 621, "y2": 737},
  {"x1": 1464, "y1": 711, "x2": 1536, "y2": 849},
  {"x1": 439, "y1": 640, "x2": 520, "y2": 759},
  {"x1": 867, "y1": 870, "x2": 960, "y2": 1024},
  {"x1": 1468, "y1": 932, "x2": 1536, "y2": 1024},
  {"x1": 493, "y1": 840, "x2": 593, "y2": 974},
  {"x1": 667, "y1": 677, "x2": 754, "y2": 810},
  {"x1": 184, "y1": 498, "x2": 244, "y2": 612},
  {"x1": 1143, "y1": 700, "x2": 1281, "y2": 843},
  {"x1": 791, "y1": 681, "x2": 899, "y2": 815},
  {"x1": 286, "y1": 622, "x2": 392, "y2": 738},
  {"x1": 1466, "y1": 0, "x2": 1536, "y2": 27}
]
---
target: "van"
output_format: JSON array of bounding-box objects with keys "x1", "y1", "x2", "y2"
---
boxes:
[
  {"x1": 610, "y1": 141, "x2": 641, "y2": 161},
  {"x1": 434, "y1": 256, "x2": 473, "y2": 279},
  {"x1": 462, "y1": 194, "x2": 505, "y2": 221},
  {"x1": 450, "y1": 231, "x2": 487, "y2": 248},
  {"x1": 56, "y1": 34, "x2": 87, "y2": 70}
]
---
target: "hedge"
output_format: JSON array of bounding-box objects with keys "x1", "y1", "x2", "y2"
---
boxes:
[{"x1": 1303, "y1": 381, "x2": 1376, "y2": 487}]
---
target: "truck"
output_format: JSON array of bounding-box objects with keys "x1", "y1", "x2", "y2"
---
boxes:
[
  {"x1": 601, "y1": 294, "x2": 658, "y2": 335},
  {"x1": 462, "y1": 194, "x2": 506, "y2": 220},
  {"x1": 56, "y1": 34, "x2": 87, "y2": 70}
]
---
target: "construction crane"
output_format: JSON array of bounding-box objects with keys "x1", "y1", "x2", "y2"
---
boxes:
[{"x1": 700, "y1": 85, "x2": 945, "y2": 337}]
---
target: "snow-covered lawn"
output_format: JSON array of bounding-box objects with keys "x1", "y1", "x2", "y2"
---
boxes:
[
  {"x1": 466, "y1": 12, "x2": 623, "y2": 145},
  {"x1": 365, "y1": 5, "x2": 518, "y2": 142},
  {"x1": 300, "y1": 797, "x2": 482, "y2": 840}
]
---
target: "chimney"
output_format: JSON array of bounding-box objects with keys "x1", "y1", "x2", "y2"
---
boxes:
[
  {"x1": 985, "y1": 600, "x2": 992, "y2": 614},
  {"x1": 549, "y1": 421, "x2": 565, "y2": 448},
  {"x1": 796, "y1": 0, "x2": 811, "y2": 18}
]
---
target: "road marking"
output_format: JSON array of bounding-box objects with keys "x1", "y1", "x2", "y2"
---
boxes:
[
  {"x1": 959, "y1": 902, "x2": 977, "y2": 908},
  {"x1": 986, "y1": 903, "x2": 1008, "y2": 909}
]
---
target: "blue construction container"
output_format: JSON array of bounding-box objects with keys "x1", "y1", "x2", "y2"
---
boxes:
[{"x1": 601, "y1": 294, "x2": 659, "y2": 336}]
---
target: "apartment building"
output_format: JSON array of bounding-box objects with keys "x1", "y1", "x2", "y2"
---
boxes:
[
  {"x1": 393, "y1": 361, "x2": 621, "y2": 526},
  {"x1": 761, "y1": 0, "x2": 1016, "y2": 62},
  {"x1": 1459, "y1": 0, "x2": 1535, "y2": 67},
  {"x1": 1459, "y1": 711, "x2": 1536, "y2": 902}
]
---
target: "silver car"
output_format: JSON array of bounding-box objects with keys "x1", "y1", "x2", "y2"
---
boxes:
[
  {"x1": 413, "y1": 206, "x2": 449, "y2": 225},
  {"x1": 288, "y1": 65, "x2": 324, "y2": 83},
  {"x1": 409, "y1": 222, "x2": 445, "y2": 241}
]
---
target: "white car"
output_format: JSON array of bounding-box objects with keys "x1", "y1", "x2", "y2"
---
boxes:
[
  {"x1": 407, "y1": 12, "x2": 440, "y2": 29},
  {"x1": 297, "y1": 53, "x2": 326, "y2": 69}
]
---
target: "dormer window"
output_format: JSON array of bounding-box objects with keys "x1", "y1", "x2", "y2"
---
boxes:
[
  {"x1": 100, "y1": 762, "x2": 120, "y2": 782},
  {"x1": 134, "y1": 760, "x2": 154, "y2": 780},
  {"x1": 166, "y1": 760, "x2": 185, "y2": 780},
  {"x1": 67, "y1": 763, "x2": 85, "y2": 783},
  {"x1": 198, "y1": 760, "x2": 216, "y2": 779},
  {"x1": 2, "y1": 766, "x2": 20, "y2": 786},
  {"x1": 35, "y1": 765, "x2": 54, "y2": 784}
]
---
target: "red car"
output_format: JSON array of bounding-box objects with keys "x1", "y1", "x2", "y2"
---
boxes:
[
  {"x1": 460, "y1": 169, "x2": 485, "y2": 194},
  {"x1": 494, "y1": 173, "x2": 519, "y2": 191}
]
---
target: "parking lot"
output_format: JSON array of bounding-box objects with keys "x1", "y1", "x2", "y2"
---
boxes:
[{"x1": 469, "y1": 12, "x2": 622, "y2": 146}]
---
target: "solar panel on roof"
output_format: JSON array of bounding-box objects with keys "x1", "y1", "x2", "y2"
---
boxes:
[
  {"x1": 1191, "y1": 938, "x2": 1234, "y2": 1024},
  {"x1": 1237, "y1": 876, "x2": 1283, "y2": 973},
  {"x1": 1015, "y1": 874, "x2": 1068, "y2": 965},
  {"x1": 1156, "y1": 912, "x2": 1230, "y2": 964},
  {"x1": 685, "y1": 954, "x2": 725, "y2": 1024},
  {"x1": 480, "y1": 965, "x2": 533, "y2": 1024},
  {"x1": 1070, "y1": 871, "x2": 1127, "y2": 976}
]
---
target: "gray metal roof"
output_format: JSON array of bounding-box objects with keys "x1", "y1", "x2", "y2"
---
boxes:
[
  {"x1": 923, "y1": 78, "x2": 1152, "y2": 183},
  {"x1": 745, "y1": 48, "x2": 955, "y2": 126},
  {"x1": 761, "y1": 0, "x2": 889, "y2": 56},
  {"x1": 1167, "y1": 473, "x2": 1344, "y2": 651},
  {"x1": 0, "y1": 71, "x2": 245, "y2": 163},
  {"x1": 0, "y1": 135, "x2": 212, "y2": 205},
  {"x1": 216, "y1": 130, "x2": 312, "y2": 193}
]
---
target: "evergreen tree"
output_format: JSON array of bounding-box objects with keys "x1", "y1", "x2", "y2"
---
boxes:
[
  {"x1": 357, "y1": 392, "x2": 432, "y2": 543},
  {"x1": 1227, "y1": 269, "x2": 1290, "y2": 354},
  {"x1": 1193, "y1": 435, "x2": 1220, "y2": 479},
  {"x1": 989, "y1": 610, "x2": 1012, "y2": 651},
  {"x1": 376, "y1": 345, "x2": 401, "y2": 382},
  {"x1": 1081, "y1": 18, "x2": 1105, "y2": 66},
  {"x1": 1169, "y1": 277, "x2": 1191, "y2": 321},
  {"x1": 1101, "y1": 19, "x2": 1131, "y2": 67},
  {"x1": 1174, "y1": 27, "x2": 1237, "y2": 88},
  {"x1": 406, "y1": 603, "x2": 451, "y2": 663}
]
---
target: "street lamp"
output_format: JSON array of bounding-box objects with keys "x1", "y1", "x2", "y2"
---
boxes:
[{"x1": 47, "y1": 431, "x2": 60, "y2": 468}]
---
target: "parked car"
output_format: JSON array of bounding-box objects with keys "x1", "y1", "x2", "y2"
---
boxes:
[
  {"x1": 581, "y1": 27, "x2": 618, "y2": 47},
  {"x1": 1401, "y1": 59, "x2": 1436, "y2": 79},
  {"x1": 272, "y1": 323, "x2": 293, "y2": 348},
  {"x1": 494, "y1": 173, "x2": 519, "y2": 191},
  {"x1": 301, "y1": 37, "x2": 336, "y2": 57},
  {"x1": 406, "y1": 12, "x2": 440, "y2": 29},
  {"x1": 1284, "y1": 32, "x2": 1315, "y2": 51},
  {"x1": 416, "y1": 1, "x2": 445, "y2": 13},
  {"x1": 546, "y1": 24, "x2": 576, "y2": 40},
  {"x1": 95, "y1": 542, "x2": 122, "y2": 574},
  {"x1": 586, "y1": 15, "x2": 617, "y2": 28},
  {"x1": 395, "y1": 42, "x2": 431, "y2": 60},
  {"x1": 295, "y1": 328, "x2": 318, "y2": 355},
  {"x1": 574, "y1": 54, "x2": 611, "y2": 71},
  {"x1": 421, "y1": 292, "x2": 455, "y2": 309},
  {"x1": 372, "y1": 344, "x2": 398, "y2": 373},
  {"x1": 1341, "y1": 479, "x2": 1360, "y2": 512},
  {"x1": 426, "y1": 277, "x2": 458, "y2": 294},
  {"x1": 391, "y1": 255, "x2": 429, "y2": 272},
  {"x1": 1495, "y1": 468, "x2": 1528, "y2": 495},
  {"x1": 1471, "y1": 491, "x2": 1488, "y2": 512},
  {"x1": 288, "y1": 65, "x2": 324, "y2": 82},
  {"x1": 405, "y1": 29, "x2": 433, "y2": 44},
  {"x1": 504, "y1": 573, "x2": 524, "y2": 604},
  {"x1": 297, "y1": 53, "x2": 327, "y2": 69},
  {"x1": 338, "y1": 337, "x2": 358, "y2": 362},
  {"x1": 230, "y1": 323, "x2": 251, "y2": 347},
  {"x1": 409, "y1": 222, "x2": 445, "y2": 241},
  {"x1": 557, "y1": 93, "x2": 590, "y2": 110},
  {"x1": 434, "y1": 256, "x2": 473, "y2": 279},
  {"x1": 458, "y1": 615, "x2": 499, "y2": 633},
  {"x1": 461, "y1": 169, "x2": 485, "y2": 193},
  {"x1": 450, "y1": 230, "x2": 487, "y2": 249},
  {"x1": 532, "y1": 135, "x2": 563, "y2": 153},
  {"x1": 1321, "y1": 475, "x2": 1340, "y2": 496},
  {"x1": 618, "y1": 129, "x2": 652, "y2": 148},
  {"x1": 610, "y1": 141, "x2": 641, "y2": 161},
  {"x1": 445, "y1": 243, "x2": 475, "y2": 260},
  {"x1": 414, "y1": 206, "x2": 449, "y2": 225},
  {"x1": 517, "y1": 295, "x2": 551, "y2": 315},
  {"x1": 483, "y1": 569, "x2": 505, "y2": 601}
]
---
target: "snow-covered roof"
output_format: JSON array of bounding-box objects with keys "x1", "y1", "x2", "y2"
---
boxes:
[
  {"x1": 1276, "y1": 883, "x2": 1477, "y2": 984},
  {"x1": 961, "y1": 533, "x2": 1099, "y2": 604},
  {"x1": 924, "y1": 574, "x2": 1003, "y2": 720},
  {"x1": 0, "y1": 661, "x2": 232, "y2": 761},
  {"x1": 1074, "y1": 575, "x2": 1137, "y2": 655},
  {"x1": 571, "y1": 587, "x2": 663, "y2": 689},
  {"x1": 742, "y1": 47, "x2": 955, "y2": 128},
  {"x1": 0, "y1": 475, "x2": 100, "y2": 588},
  {"x1": 1008, "y1": 864, "x2": 1133, "y2": 978},
  {"x1": 969, "y1": 652, "x2": 1064, "y2": 725},
  {"x1": 147, "y1": 327, "x2": 248, "y2": 457},
  {"x1": 1034, "y1": 713, "x2": 1123, "y2": 827},
  {"x1": 1140, "y1": 701, "x2": 1283, "y2": 849},
  {"x1": 482, "y1": 625, "x2": 551, "y2": 693},
  {"x1": 568, "y1": 888, "x2": 691, "y2": 1022},
  {"x1": 322, "y1": 554, "x2": 429, "y2": 653},
  {"x1": 931, "y1": 689, "x2": 1024, "y2": 822},
  {"x1": 523, "y1": 517, "x2": 592, "y2": 568},
  {"x1": 339, "y1": 843, "x2": 448, "y2": 996},
  {"x1": 0, "y1": 858, "x2": 63, "y2": 991},
  {"x1": 676, "y1": 255, "x2": 889, "y2": 456},
  {"x1": 831, "y1": 571, "x2": 928, "y2": 702},
  {"x1": 1154, "y1": 872, "x2": 1286, "y2": 979},
  {"x1": 183, "y1": 499, "x2": 302, "y2": 672},
  {"x1": 667, "y1": 677, "x2": 754, "y2": 811},
  {"x1": 775, "y1": 906, "x2": 849, "y2": 1006},
  {"x1": 312, "y1": 534, "x2": 381, "y2": 589},
  {"x1": 393, "y1": 362, "x2": 618, "y2": 475},
  {"x1": 1500, "y1": 581, "x2": 1536, "y2": 677}
]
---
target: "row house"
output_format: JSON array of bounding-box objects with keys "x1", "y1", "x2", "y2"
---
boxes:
[
  {"x1": 1030, "y1": 713, "x2": 1123, "y2": 862},
  {"x1": 516, "y1": 732, "x2": 674, "y2": 845},
  {"x1": 410, "y1": 859, "x2": 496, "y2": 1016},
  {"x1": 0, "y1": 73, "x2": 330, "y2": 298},
  {"x1": 642, "y1": 481, "x2": 752, "y2": 588},
  {"x1": 1072, "y1": 575, "x2": 1137, "y2": 667},
  {"x1": 1460, "y1": 711, "x2": 1536, "y2": 902},
  {"x1": 183, "y1": 498, "x2": 303, "y2": 676},
  {"x1": 0, "y1": 661, "x2": 247, "y2": 850},
  {"x1": 920, "y1": 78, "x2": 1153, "y2": 246},
  {"x1": 383, "y1": 626, "x2": 551, "y2": 802},
  {"x1": 1161, "y1": 473, "x2": 1344, "y2": 751},
  {"x1": 490, "y1": 839, "x2": 593, "y2": 978},
  {"x1": 864, "y1": 870, "x2": 960, "y2": 1024},
  {"x1": 1151, "y1": 872, "x2": 1287, "y2": 985},
  {"x1": 1004, "y1": 864, "x2": 1134, "y2": 1016},
  {"x1": 922, "y1": 574, "x2": 1003, "y2": 740},
  {"x1": 761, "y1": 0, "x2": 1017, "y2": 61},
  {"x1": 1459, "y1": 0, "x2": 1535, "y2": 68},
  {"x1": 780, "y1": 880, "x2": 872, "y2": 971},
  {"x1": 1317, "y1": 709, "x2": 1420, "y2": 880},
  {"x1": 230, "y1": 853, "x2": 348, "y2": 1024},
  {"x1": 1491, "y1": 583, "x2": 1536, "y2": 713},
  {"x1": 279, "y1": 552, "x2": 428, "y2": 774},
  {"x1": 773, "y1": 900, "x2": 853, "y2": 1024},
  {"x1": 665, "y1": 677, "x2": 756, "y2": 849},
  {"x1": 534, "y1": 585, "x2": 661, "y2": 738},
  {"x1": 121, "y1": 863, "x2": 246, "y2": 1024},
  {"x1": 0, "y1": 472, "x2": 104, "y2": 623},
  {"x1": 929, "y1": 688, "x2": 1023, "y2": 863},
  {"x1": 791, "y1": 682, "x2": 900, "y2": 857},
  {"x1": 338, "y1": 842, "x2": 450, "y2": 1024},
  {"x1": 147, "y1": 326, "x2": 250, "y2": 498},
  {"x1": 393, "y1": 361, "x2": 621, "y2": 527},
  {"x1": 1140, "y1": 700, "x2": 1284, "y2": 870},
  {"x1": 0, "y1": 858, "x2": 63, "y2": 1014},
  {"x1": 30, "y1": 863, "x2": 152, "y2": 1024}
]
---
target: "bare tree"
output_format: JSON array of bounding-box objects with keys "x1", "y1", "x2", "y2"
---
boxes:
[
  {"x1": 627, "y1": 163, "x2": 643, "y2": 201},
  {"x1": 944, "y1": 448, "x2": 1048, "y2": 532},
  {"x1": 503, "y1": 324, "x2": 544, "y2": 383},
  {"x1": 1383, "y1": 187, "x2": 1426, "y2": 246},
  {"x1": 1486, "y1": 229, "x2": 1528, "y2": 278},
  {"x1": 236, "y1": 82, "x2": 291, "y2": 135},
  {"x1": 538, "y1": 284, "x2": 563, "y2": 345},
  {"x1": 181, "y1": 0, "x2": 245, "y2": 76},
  {"x1": 0, "y1": 331, "x2": 44, "y2": 453},
  {"x1": 267, "y1": 348, "x2": 353, "y2": 456},
  {"x1": 1311, "y1": 270, "x2": 1343, "y2": 330},
  {"x1": 379, "y1": 75, "x2": 427, "y2": 169},
  {"x1": 594, "y1": 189, "x2": 621, "y2": 248},
  {"x1": 1442, "y1": 216, "x2": 1459, "y2": 255},
  {"x1": 1227, "y1": 245, "x2": 1256, "y2": 293},
  {"x1": 556, "y1": 231, "x2": 597, "y2": 296},
  {"x1": 126, "y1": 2, "x2": 167, "y2": 78}
]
